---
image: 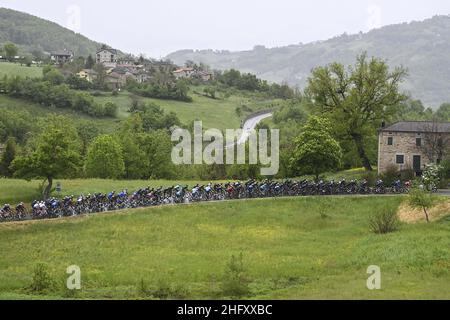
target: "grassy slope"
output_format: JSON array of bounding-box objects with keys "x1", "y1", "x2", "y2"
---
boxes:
[
  {"x1": 0, "y1": 170, "x2": 371, "y2": 205},
  {"x1": 0, "y1": 178, "x2": 213, "y2": 205},
  {"x1": 0, "y1": 95, "x2": 119, "y2": 134},
  {"x1": 0, "y1": 88, "x2": 275, "y2": 133},
  {"x1": 0, "y1": 62, "x2": 43, "y2": 78},
  {"x1": 0, "y1": 196, "x2": 449, "y2": 300},
  {"x1": 93, "y1": 90, "x2": 278, "y2": 130},
  {"x1": 0, "y1": 62, "x2": 280, "y2": 130}
]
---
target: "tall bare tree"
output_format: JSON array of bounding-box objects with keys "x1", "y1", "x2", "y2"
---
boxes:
[{"x1": 420, "y1": 120, "x2": 450, "y2": 163}]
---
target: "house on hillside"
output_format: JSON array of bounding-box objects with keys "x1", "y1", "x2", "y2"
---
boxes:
[
  {"x1": 378, "y1": 121, "x2": 450, "y2": 176},
  {"x1": 50, "y1": 50, "x2": 74, "y2": 64},
  {"x1": 173, "y1": 67, "x2": 213, "y2": 81},
  {"x1": 105, "y1": 72, "x2": 125, "y2": 90},
  {"x1": 96, "y1": 48, "x2": 118, "y2": 65},
  {"x1": 105, "y1": 66, "x2": 139, "y2": 89},
  {"x1": 196, "y1": 70, "x2": 213, "y2": 82},
  {"x1": 173, "y1": 67, "x2": 195, "y2": 79},
  {"x1": 135, "y1": 70, "x2": 149, "y2": 83},
  {"x1": 76, "y1": 69, "x2": 98, "y2": 82},
  {"x1": 151, "y1": 60, "x2": 176, "y2": 73}
]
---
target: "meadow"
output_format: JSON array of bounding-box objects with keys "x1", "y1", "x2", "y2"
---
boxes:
[
  {"x1": 93, "y1": 89, "x2": 279, "y2": 130},
  {"x1": 0, "y1": 196, "x2": 449, "y2": 300},
  {"x1": 0, "y1": 169, "x2": 372, "y2": 205},
  {"x1": 0, "y1": 178, "x2": 210, "y2": 205},
  {"x1": 0, "y1": 62, "x2": 43, "y2": 78}
]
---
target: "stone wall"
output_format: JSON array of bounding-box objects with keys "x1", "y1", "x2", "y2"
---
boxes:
[{"x1": 378, "y1": 131, "x2": 432, "y2": 174}]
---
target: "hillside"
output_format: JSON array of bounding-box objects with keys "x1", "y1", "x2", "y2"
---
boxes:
[
  {"x1": 0, "y1": 62, "x2": 276, "y2": 131},
  {"x1": 0, "y1": 196, "x2": 449, "y2": 299},
  {"x1": 0, "y1": 7, "x2": 103, "y2": 57},
  {"x1": 167, "y1": 15, "x2": 450, "y2": 108}
]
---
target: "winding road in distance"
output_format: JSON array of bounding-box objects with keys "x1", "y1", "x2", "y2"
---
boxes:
[{"x1": 226, "y1": 111, "x2": 273, "y2": 148}]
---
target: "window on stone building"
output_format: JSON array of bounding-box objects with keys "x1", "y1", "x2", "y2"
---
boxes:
[
  {"x1": 388, "y1": 137, "x2": 393, "y2": 146},
  {"x1": 396, "y1": 155, "x2": 405, "y2": 164},
  {"x1": 416, "y1": 138, "x2": 422, "y2": 147}
]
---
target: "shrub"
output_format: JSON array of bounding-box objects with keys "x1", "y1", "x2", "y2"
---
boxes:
[
  {"x1": 221, "y1": 253, "x2": 250, "y2": 298},
  {"x1": 380, "y1": 165, "x2": 401, "y2": 186},
  {"x1": 408, "y1": 186, "x2": 438, "y2": 223},
  {"x1": 147, "y1": 279, "x2": 189, "y2": 300},
  {"x1": 27, "y1": 263, "x2": 56, "y2": 294},
  {"x1": 0, "y1": 76, "x2": 113, "y2": 117},
  {"x1": 422, "y1": 164, "x2": 442, "y2": 191},
  {"x1": 137, "y1": 278, "x2": 152, "y2": 298},
  {"x1": 438, "y1": 159, "x2": 450, "y2": 188},
  {"x1": 318, "y1": 200, "x2": 331, "y2": 219},
  {"x1": 369, "y1": 208, "x2": 399, "y2": 234}
]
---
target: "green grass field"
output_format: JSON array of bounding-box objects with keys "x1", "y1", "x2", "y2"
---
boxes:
[
  {"x1": 0, "y1": 196, "x2": 449, "y2": 300},
  {"x1": 0, "y1": 170, "x2": 372, "y2": 205},
  {"x1": 0, "y1": 178, "x2": 213, "y2": 205},
  {"x1": 93, "y1": 90, "x2": 278, "y2": 130},
  {"x1": 0, "y1": 94, "x2": 120, "y2": 133},
  {"x1": 0, "y1": 62, "x2": 43, "y2": 78}
]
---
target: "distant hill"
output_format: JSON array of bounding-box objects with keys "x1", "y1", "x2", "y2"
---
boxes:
[
  {"x1": 0, "y1": 7, "x2": 103, "y2": 57},
  {"x1": 167, "y1": 15, "x2": 450, "y2": 108}
]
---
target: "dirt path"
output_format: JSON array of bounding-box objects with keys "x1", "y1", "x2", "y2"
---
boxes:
[{"x1": 397, "y1": 200, "x2": 450, "y2": 223}]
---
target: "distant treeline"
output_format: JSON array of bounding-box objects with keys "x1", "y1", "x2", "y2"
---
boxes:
[
  {"x1": 216, "y1": 69, "x2": 297, "y2": 99},
  {"x1": 127, "y1": 80, "x2": 193, "y2": 102}
]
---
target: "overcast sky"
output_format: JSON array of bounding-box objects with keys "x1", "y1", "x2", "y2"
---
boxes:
[{"x1": 2, "y1": 0, "x2": 450, "y2": 58}]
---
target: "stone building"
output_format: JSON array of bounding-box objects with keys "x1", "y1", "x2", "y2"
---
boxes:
[
  {"x1": 50, "y1": 50, "x2": 74, "y2": 64},
  {"x1": 173, "y1": 67, "x2": 195, "y2": 79},
  {"x1": 378, "y1": 121, "x2": 450, "y2": 176},
  {"x1": 96, "y1": 48, "x2": 118, "y2": 65}
]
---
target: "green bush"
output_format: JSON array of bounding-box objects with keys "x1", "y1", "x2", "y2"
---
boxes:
[
  {"x1": 380, "y1": 165, "x2": 415, "y2": 185},
  {"x1": 369, "y1": 208, "x2": 400, "y2": 234},
  {"x1": 27, "y1": 263, "x2": 56, "y2": 294},
  {"x1": 149, "y1": 279, "x2": 189, "y2": 300},
  {"x1": 221, "y1": 253, "x2": 250, "y2": 298},
  {"x1": 0, "y1": 76, "x2": 114, "y2": 117}
]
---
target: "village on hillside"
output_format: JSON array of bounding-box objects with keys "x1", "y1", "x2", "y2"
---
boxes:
[{"x1": 46, "y1": 47, "x2": 213, "y2": 90}]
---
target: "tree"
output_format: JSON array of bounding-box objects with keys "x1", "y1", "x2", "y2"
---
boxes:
[
  {"x1": 408, "y1": 186, "x2": 438, "y2": 223},
  {"x1": 290, "y1": 116, "x2": 342, "y2": 180},
  {"x1": 420, "y1": 120, "x2": 450, "y2": 164},
  {"x1": 76, "y1": 121, "x2": 100, "y2": 156},
  {"x1": 305, "y1": 53, "x2": 408, "y2": 171},
  {"x1": 12, "y1": 115, "x2": 81, "y2": 199},
  {"x1": 203, "y1": 86, "x2": 216, "y2": 99},
  {"x1": 43, "y1": 68, "x2": 64, "y2": 85},
  {"x1": 85, "y1": 135, "x2": 125, "y2": 179},
  {"x1": 138, "y1": 130, "x2": 176, "y2": 179},
  {"x1": 435, "y1": 103, "x2": 450, "y2": 121},
  {"x1": 93, "y1": 63, "x2": 107, "y2": 89},
  {"x1": 31, "y1": 48, "x2": 46, "y2": 62},
  {"x1": 117, "y1": 117, "x2": 147, "y2": 179},
  {"x1": 20, "y1": 56, "x2": 33, "y2": 67},
  {"x1": 0, "y1": 137, "x2": 17, "y2": 177},
  {"x1": 3, "y1": 42, "x2": 18, "y2": 61},
  {"x1": 85, "y1": 54, "x2": 95, "y2": 69}
]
